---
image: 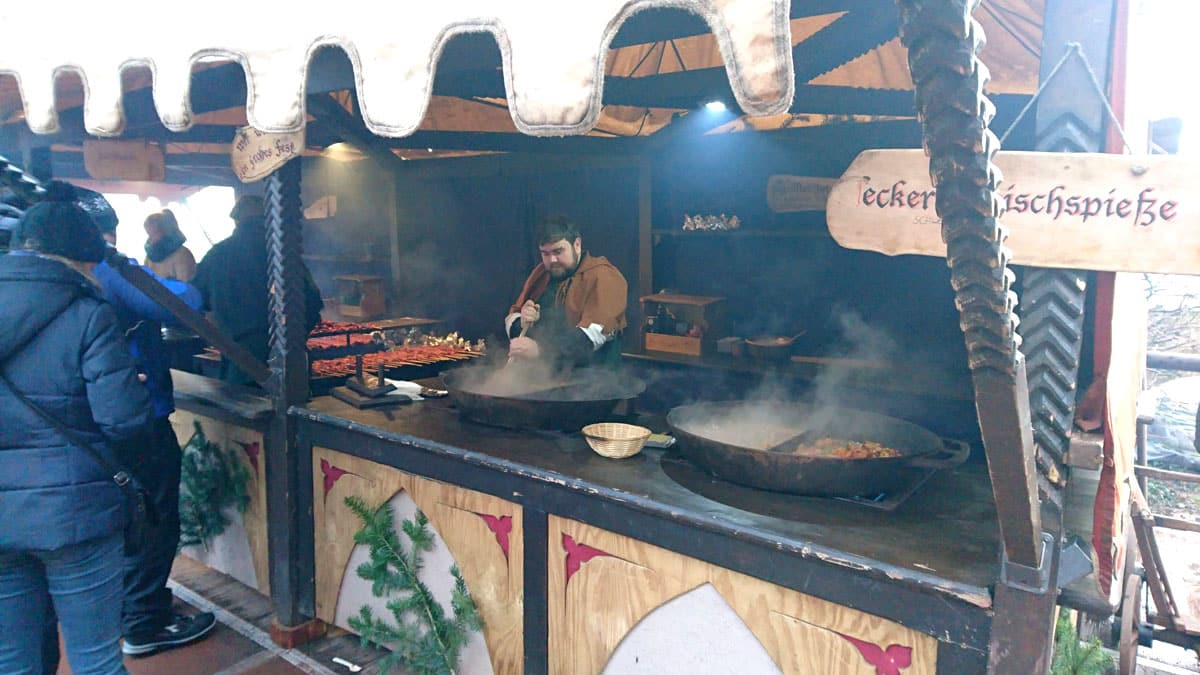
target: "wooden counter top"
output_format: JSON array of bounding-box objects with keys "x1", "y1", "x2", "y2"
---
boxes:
[
  {"x1": 295, "y1": 389, "x2": 1001, "y2": 647},
  {"x1": 171, "y1": 369, "x2": 272, "y2": 426}
]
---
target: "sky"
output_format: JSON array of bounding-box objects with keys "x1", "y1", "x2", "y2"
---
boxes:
[
  {"x1": 1131, "y1": 0, "x2": 1200, "y2": 153},
  {"x1": 107, "y1": 186, "x2": 234, "y2": 264}
]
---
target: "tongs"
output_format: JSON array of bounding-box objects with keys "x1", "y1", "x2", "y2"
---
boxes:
[
  {"x1": 765, "y1": 429, "x2": 821, "y2": 454},
  {"x1": 514, "y1": 381, "x2": 578, "y2": 400},
  {"x1": 506, "y1": 324, "x2": 530, "y2": 367}
]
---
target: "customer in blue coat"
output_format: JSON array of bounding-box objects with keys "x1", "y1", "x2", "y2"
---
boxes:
[
  {"x1": 0, "y1": 183, "x2": 151, "y2": 674},
  {"x1": 77, "y1": 189, "x2": 217, "y2": 656}
]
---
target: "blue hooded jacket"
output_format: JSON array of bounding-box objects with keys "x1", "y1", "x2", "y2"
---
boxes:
[
  {"x1": 94, "y1": 251, "x2": 203, "y2": 418},
  {"x1": 0, "y1": 253, "x2": 152, "y2": 551}
]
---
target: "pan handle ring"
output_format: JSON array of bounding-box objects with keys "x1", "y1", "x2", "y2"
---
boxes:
[{"x1": 907, "y1": 437, "x2": 971, "y2": 470}]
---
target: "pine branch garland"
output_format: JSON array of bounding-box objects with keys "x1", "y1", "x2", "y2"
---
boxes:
[
  {"x1": 178, "y1": 420, "x2": 251, "y2": 550},
  {"x1": 345, "y1": 496, "x2": 483, "y2": 675},
  {"x1": 1051, "y1": 608, "x2": 1114, "y2": 675}
]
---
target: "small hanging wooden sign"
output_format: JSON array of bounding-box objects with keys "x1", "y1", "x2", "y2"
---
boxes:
[
  {"x1": 767, "y1": 175, "x2": 836, "y2": 212},
  {"x1": 231, "y1": 126, "x2": 304, "y2": 183}
]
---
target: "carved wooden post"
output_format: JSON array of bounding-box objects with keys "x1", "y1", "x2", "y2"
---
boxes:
[
  {"x1": 264, "y1": 158, "x2": 320, "y2": 643},
  {"x1": 891, "y1": 0, "x2": 1095, "y2": 671}
]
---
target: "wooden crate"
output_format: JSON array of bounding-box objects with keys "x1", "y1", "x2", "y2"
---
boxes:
[
  {"x1": 335, "y1": 275, "x2": 386, "y2": 319},
  {"x1": 644, "y1": 332, "x2": 703, "y2": 356},
  {"x1": 640, "y1": 293, "x2": 726, "y2": 356}
]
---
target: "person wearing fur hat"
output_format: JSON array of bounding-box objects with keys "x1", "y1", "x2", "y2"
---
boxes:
[
  {"x1": 0, "y1": 181, "x2": 152, "y2": 674},
  {"x1": 142, "y1": 209, "x2": 196, "y2": 282}
]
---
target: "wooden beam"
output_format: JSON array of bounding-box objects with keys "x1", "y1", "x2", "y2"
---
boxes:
[
  {"x1": 637, "y1": 158, "x2": 653, "y2": 337},
  {"x1": 1147, "y1": 350, "x2": 1200, "y2": 372},
  {"x1": 48, "y1": 160, "x2": 238, "y2": 187},
  {"x1": 104, "y1": 251, "x2": 272, "y2": 384},
  {"x1": 1136, "y1": 465, "x2": 1200, "y2": 485},
  {"x1": 375, "y1": 129, "x2": 642, "y2": 155},
  {"x1": 306, "y1": 94, "x2": 407, "y2": 173},
  {"x1": 1154, "y1": 514, "x2": 1200, "y2": 533},
  {"x1": 1130, "y1": 480, "x2": 1182, "y2": 628},
  {"x1": 607, "y1": 0, "x2": 893, "y2": 48},
  {"x1": 790, "y1": 6, "x2": 899, "y2": 83}
]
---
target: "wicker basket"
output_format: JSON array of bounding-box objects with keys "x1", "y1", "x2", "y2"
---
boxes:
[{"x1": 582, "y1": 422, "x2": 652, "y2": 459}]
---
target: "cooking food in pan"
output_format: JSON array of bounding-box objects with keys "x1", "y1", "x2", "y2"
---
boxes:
[
  {"x1": 441, "y1": 366, "x2": 645, "y2": 431},
  {"x1": 786, "y1": 438, "x2": 902, "y2": 459},
  {"x1": 666, "y1": 401, "x2": 968, "y2": 496}
]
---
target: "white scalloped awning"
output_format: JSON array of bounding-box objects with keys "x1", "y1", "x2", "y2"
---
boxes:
[{"x1": 0, "y1": 0, "x2": 794, "y2": 138}]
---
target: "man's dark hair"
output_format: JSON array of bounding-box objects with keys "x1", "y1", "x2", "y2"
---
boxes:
[{"x1": 537, "y1": 215, "x2": 581, "y2": 246}]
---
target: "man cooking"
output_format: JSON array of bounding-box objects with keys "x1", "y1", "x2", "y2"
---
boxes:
[{"x1": 506, "y1": 216, "x2": 627, "y2": 368}]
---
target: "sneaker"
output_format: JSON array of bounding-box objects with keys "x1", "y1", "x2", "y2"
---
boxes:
[{"x1": 122, "y1": 612, "x2": 217, "y2": 656}]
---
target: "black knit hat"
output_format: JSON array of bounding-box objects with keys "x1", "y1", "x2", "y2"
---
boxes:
[
  {"x1": 73, "y1": 186, "x2": 120, "y2": 234},
  {"x1": 14, "y1": 181, "x2": 108, "y2": 263}
]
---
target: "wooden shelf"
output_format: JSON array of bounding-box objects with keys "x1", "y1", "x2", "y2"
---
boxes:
[
  {"x1": 651, "y1": 228, "x2": 830, "y2": 239},
  {"x1": 301, "y1": 254, "x2": 389, "y2": 264},
  {"x1": 622, "y1": 349, "x2": 973, "y2": 401}
]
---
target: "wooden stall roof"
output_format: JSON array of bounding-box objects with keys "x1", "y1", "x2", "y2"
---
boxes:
[{"x1": 0, "y1": 0, "x2": 1043, "y2": 186}]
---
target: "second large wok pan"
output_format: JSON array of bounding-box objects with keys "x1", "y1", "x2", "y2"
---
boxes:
[
  {"x1": 666, "y1": 401, "x2": 968, "y2": 497},
  {"x1": 441, "y1": 367, "x2": 645, "y2": 431}
]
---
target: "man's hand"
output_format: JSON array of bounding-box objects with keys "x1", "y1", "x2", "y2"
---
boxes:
[
  {"x1": 519, "y1": 300, "x2": 541, "y2": 330},
  {"x1": 508, "y1": 336, "x2": 541, "y2": 360}
]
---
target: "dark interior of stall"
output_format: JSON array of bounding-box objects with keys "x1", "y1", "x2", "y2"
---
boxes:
[
  {"x1": 270, "y1": 115, "x2": 1038, "y2": 445},
  {"x1": 4, "y1": 16, "x2": 1071, "y2": 454}
]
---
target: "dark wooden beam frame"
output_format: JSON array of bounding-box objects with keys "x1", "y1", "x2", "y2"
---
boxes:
[{"x1": 982, "y1": 0, "x2": 1121, "y2": 672}]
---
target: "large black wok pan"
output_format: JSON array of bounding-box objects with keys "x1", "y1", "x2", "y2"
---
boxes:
[
  {"x1": 441, "y1": 367, "x2": 645, "y2": 431},
  {"x1": 666, "y1": 401, "x2": 968, "y2": 497}
]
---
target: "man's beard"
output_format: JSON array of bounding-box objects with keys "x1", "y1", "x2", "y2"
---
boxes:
[{"x1": 547, "y1": 256, "x2": 579, "y2": 279}]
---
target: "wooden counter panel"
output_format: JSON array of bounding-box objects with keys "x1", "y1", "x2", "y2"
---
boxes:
[
  {"x1": 312, "y1": 447, "x2": 523, "y2": 675},
  {"x1": 548, "y1": 516, "x2": 937, "y2": 675},
  {"x1": 171, "y1": 410, "x2": 270, "y2": 595}
]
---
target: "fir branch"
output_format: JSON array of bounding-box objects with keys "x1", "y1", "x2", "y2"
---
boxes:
[
  {"x1": 1051, "y1": 608, "x2": 1114, "y2": 675},
  {"x1": 178, "y1": 420, "x2": 252, "y2": 550},
  {"x1": 345, "y1": 496, "x2": 483, "y2": 675}
]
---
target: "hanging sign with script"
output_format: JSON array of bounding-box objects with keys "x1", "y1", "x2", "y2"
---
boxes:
[
  {"x1": 826, "y1": 149, "x2": 1199, "y2": 274},
  {"x1": 231, "y1": 126, "x2": 304, "y2": 182},
  {"x1": 767, "y1": 175, "x2": 836, "y2": 212}
]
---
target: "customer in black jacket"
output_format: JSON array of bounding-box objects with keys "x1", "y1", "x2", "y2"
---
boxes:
[
  {"x1": 0, "y1": 183, "x2": 151, "y2": 674},
  {"x1": 191, "y1": 195, "x2": 324, "y2": 386}
]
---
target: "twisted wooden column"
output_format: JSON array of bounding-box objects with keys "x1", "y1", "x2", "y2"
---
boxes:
[{"x1": 264, "y1": 159, "x2": 317, "y2": 631}]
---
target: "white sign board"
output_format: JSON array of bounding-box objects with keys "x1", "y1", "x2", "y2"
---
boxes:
[
  {"x1": 767, "y1": 175, "x2": 836, "y2": 212},
  {"x1": 827, "y1": 149, "x2": 1199, "y2": 274},
  {"x1": 231, "y1": 126, "x2": 304, "y2": 183}
]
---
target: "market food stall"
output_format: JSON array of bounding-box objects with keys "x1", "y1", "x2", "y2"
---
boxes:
[{"x1": 0, "y1": 0, "x2": 1168, "y2": 672}]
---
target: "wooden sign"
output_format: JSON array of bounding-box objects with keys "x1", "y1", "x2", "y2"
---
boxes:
[
  {"x1": 767, "y1": 175, "x2": 836, "y2": 212},
  {"x1": 231, "y1": 126, "x2": 303, "y2": 183},
  {"x1": 827, "y1": 149, "x2": 1200, "y2": 274},
  {"x1": 83, "y1": 140, "x2": 165, "y2": 181}
]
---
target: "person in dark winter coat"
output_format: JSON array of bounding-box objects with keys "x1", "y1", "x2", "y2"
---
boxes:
[
  {"x1": 0, "y1": 183, "x2": 151, "y2": 675},
  {"x1": 191, "y1": 194, "x2": 324, "y2": 386},
  {"x1": 0, "y1": 187, "x2": 27, "y2": 252},
  {"x1": 80, "y1": 189, "x2": 217, "y2": 657}
]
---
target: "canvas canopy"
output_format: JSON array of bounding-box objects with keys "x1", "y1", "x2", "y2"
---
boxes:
[
  {"x1": 0, "y1": 0, "x2": 797, "y2": 138},
  {"x1": 0, "y1": 0, "x2": 1042, "y2": 143}
]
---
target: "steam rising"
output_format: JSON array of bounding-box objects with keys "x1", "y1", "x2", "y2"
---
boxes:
[
  {"x1": 675, "y1": 310, "x2": 905, "y2": 451},
  {"x1": 443, "y1": 358, "x2": 643, "y2": 401}
]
